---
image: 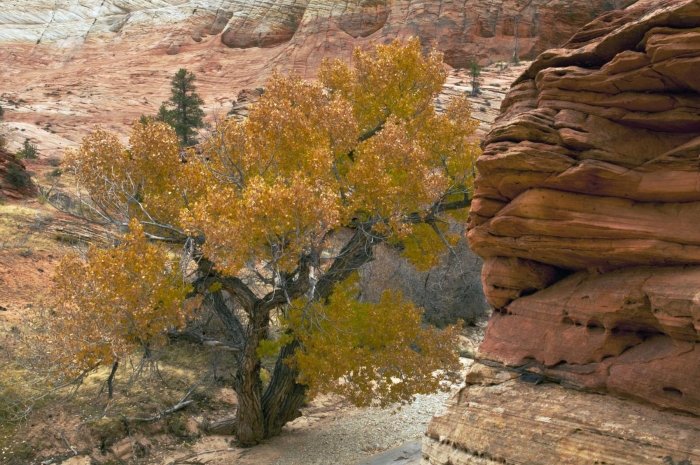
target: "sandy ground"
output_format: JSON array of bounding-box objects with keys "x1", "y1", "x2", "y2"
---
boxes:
[{"x1": 153, "y1": 377, "x2": 468, "y2": 465}]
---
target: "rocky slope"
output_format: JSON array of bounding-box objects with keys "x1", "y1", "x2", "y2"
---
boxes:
[{"x1": 0, "y1": 0, "x2": 641, "y2": 150}]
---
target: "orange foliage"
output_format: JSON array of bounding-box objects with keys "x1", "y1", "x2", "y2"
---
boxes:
[{"x1": 26, "y1": 221, "x2": 194, "y2": 379}]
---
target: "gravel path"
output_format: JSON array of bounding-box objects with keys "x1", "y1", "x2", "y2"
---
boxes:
[
  {"x1": 160, "y1": 387, "x2": 456, "y2": 465},
  {"x1": 268, "y1": 390, "x2": 452, "y2": 465}
]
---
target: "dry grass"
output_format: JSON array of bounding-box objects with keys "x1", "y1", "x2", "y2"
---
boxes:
[
  {"x1": 0, "y1": 339, "x2": 239, "y2": 464},
  {"x1": 0, "y1": 203, "x2": 56, "y2": 252}
]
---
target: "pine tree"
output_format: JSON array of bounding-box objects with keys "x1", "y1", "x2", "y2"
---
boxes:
[
  {"x1": 157, "y1": 69, "x2": 205, "y2": 146},
  {"x1": 469, "y1": 61, "x2": 481, "y2": 96}
]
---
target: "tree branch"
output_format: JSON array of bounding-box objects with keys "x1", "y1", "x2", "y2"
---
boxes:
[{"x1": 168, "y1": 329, "x2": 241, "y2": 353}]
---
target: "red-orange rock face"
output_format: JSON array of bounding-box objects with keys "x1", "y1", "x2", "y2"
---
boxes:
[
  {"x1": 0, "y1": 1, "x2": 639, "y2": 157},
  {"x1": 468, "y1": 0, "x2": 700, "y2": 416},
  {"x1": 0, "y1": 145, "x2": 36, "y2": 199}
]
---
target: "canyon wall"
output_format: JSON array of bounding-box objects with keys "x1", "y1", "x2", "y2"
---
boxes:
[
  {"x1": 0, "y1": 0, "x2": 642, "y2": 150},
  {"x1": 0, "y1": 0, "x2": 641, "y2": 68}
]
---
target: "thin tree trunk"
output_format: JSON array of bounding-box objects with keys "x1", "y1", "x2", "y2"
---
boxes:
[{"x1": 107, "y1": 361, "x2": 119, "y2": 399}]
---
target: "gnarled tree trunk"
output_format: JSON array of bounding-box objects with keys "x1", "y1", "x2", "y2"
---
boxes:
[{"x1": 234, "y1": 301, "x2": 269, "y2": 446}]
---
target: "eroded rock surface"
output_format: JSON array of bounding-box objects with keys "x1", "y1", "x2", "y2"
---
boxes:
[
  {"x1": 0, "y1": 1, "x2": 634, "y2": 154},
  {"x1": 0, "y1": 0, "x2": 641, "y2": 66},
  {"x1": 0, "y1": 145, "x2": 36, "y2": 199},
  {"x1": 423, "y1": 362, "x2": 700, "y2": 465},
  {"x1": 467, "y1": 0, "x2": 700, "y2": 418}
]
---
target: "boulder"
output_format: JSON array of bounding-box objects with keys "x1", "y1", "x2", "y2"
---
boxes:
[{"x1": 0, "y1": 145, "x2": 36, "y2": 199}]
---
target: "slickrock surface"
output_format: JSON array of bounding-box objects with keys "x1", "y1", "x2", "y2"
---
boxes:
[
  {"x1": 0, "y1": 0, "x2": 640, "y2": 152},
  {"x1": 423, "y1": 362, "x2": 700, "y2": 465},
  {"x1": 467, "y1": 0, "x2": 700, "y2": 419}
]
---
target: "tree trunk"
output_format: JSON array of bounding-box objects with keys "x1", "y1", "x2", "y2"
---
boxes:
[
  {"x1": 203, "y1": 229, "x2": 376, "y2": 445},
  {"x1": 107, "y1": 361, "x2": 119, "y2": 399},
  {"x1": 261, "y1": 338, "x2": 307, "y2": 437},
  {"x1": 234, "y1": 302, "x2": 269, "y2": 446}
]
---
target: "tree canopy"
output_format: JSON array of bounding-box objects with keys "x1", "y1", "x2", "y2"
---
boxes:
[{"x1": 41, "y1": 38, "x2": 481, "y2": 446}]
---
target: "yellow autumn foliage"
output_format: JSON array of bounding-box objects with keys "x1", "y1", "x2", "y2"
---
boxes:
[
  {"x1": 287, "y1": 274, "x2": 461, "y2": 407},
  {"x1": 45, "y1": 38, "x2": 481, "y2": 408},
  {"x1": 26, "y1": 220, "x2": 193, "y2": 379}
]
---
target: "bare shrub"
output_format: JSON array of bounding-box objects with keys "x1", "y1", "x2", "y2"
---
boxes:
[{"x1": 358, "y1": 228, "x2": 488, "y2": 327}]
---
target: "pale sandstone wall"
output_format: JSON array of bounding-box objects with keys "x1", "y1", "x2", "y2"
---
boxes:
[{"x1": 0, "y1": 0, "x2": 640, "y2": 68}]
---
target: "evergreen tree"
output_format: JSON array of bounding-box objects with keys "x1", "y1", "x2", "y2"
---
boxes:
[
  {"x1": 157, "y1": 69, "x2": 205, "y2": 146},
  {"x1": 469, "y1": 61, "x2": 481, "y2": 96}
]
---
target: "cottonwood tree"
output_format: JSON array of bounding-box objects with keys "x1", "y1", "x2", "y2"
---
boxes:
[{"x1": 42, "y1": 38, "x2": 481, "y2": 446}]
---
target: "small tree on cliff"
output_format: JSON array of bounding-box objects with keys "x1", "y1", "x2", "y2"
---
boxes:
[
  {"x1": 39, "y1": 38, "x2": 480, "y2": 446},
  {"x1": 469, "y1": 61, "x2": 481, "y2": 96},
  {"x1": 157, "y1": 68, "x2": 205, "y2": 146}
]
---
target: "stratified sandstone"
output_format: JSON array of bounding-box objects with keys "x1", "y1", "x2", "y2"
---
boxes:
[
  {"x1": 467, "y1": 0, "x2": 700, "y2": 420},
  {"x1": 0, "y1": 0, "x2": 641, "y2": 154},
  {"x1": 423, "y1": 362, "x2": 700, "y2": 465},
  {"x1": 0, "y1": 0, "x2": 642, "y2": 67}
]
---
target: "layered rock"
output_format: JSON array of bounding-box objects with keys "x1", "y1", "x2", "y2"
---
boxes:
[
  {"x1": 0, "y1": 1, "x2": 638, "y2": 152},
  {"x1": 423, "y1": 362, "x2": 700, "y2": 465},
  {"x1": 467, "y1": 0, "x2": 700, "y2": 419},
  {"x1": 0, "y1": 0, "x2": 641, "y2": 67}
]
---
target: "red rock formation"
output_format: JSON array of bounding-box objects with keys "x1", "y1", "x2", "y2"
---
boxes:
[
  {"x1": 256, "y1": 0, "x2": 643, "y2": 72},
  {"x1": 0, "y1": 144, "x2": 36, "y2": 199},
  {"x1": 0, "y1": 0, "x2": 643, "y2": 150},
  {"x1": 467, "y1": 0, "x2": 700, "y2": 416}
]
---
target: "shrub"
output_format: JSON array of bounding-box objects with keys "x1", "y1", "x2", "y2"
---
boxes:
[
  {"x1": 359, "y1": 238, "x2": 489, "y2": 328},
  {"x1": 15, "y1": 140, "x2": 37, "y2": 159},
  {"x1": 4, "y1": 164, "x2": 30, "y2": 188}
]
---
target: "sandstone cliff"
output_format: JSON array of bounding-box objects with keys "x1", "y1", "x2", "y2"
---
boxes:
[
  {"x1": 0, "y1": 0, "x2": 641, "y2": 67},
  {"x1": 467, "y1": 0, "x2": 700, "y2": 417},
  {"x1": 0, "y1": 0, "x2": 642, "y2": 151},
  {"x1": 423, "y1": 1, "x2": 700, "y2": 462}
]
